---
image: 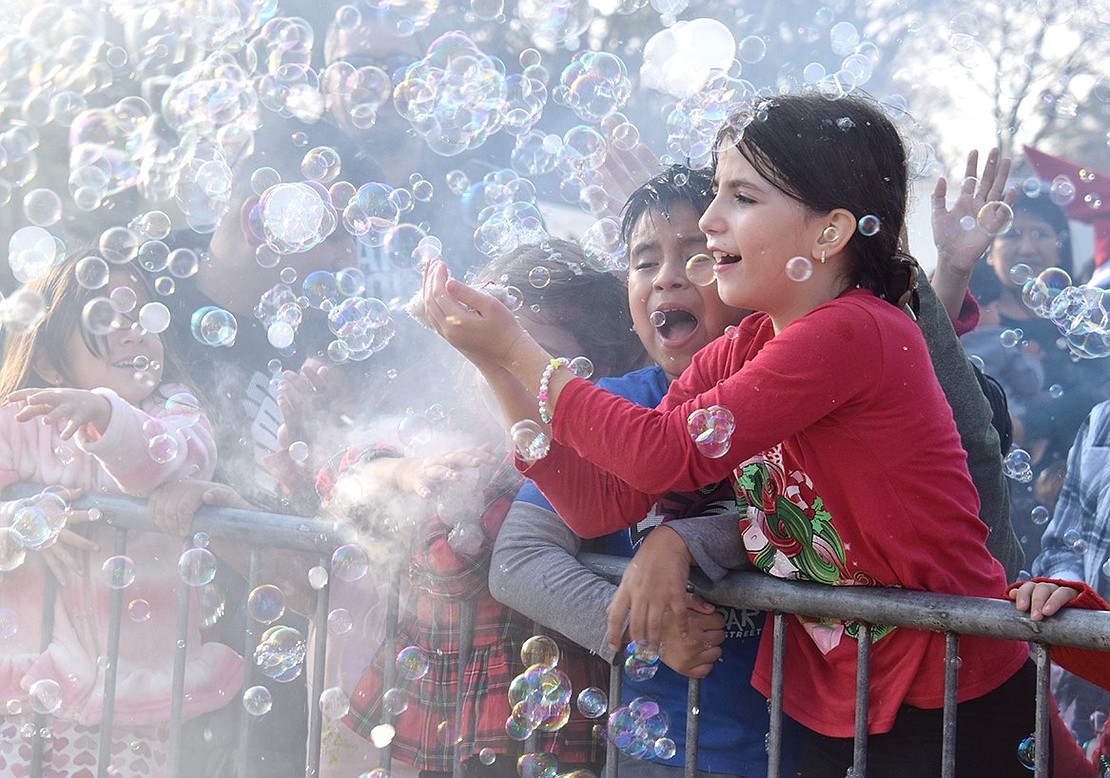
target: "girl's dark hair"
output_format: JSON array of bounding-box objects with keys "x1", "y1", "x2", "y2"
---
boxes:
[
  {"x1": 620, "y1": 165, "x2": 714, "y2": 246},
  {"x1": 476, "y1": 238, "x2": 647, "y2": 378},
  {"x1": 969, "y1": 191, "x2": 1072, "y2": 305},
  {"x1": 717, "y1": 93, "x2": 916, "y2": 312},
  {"x1": 0, "y1": 250, "x2": 185, "y2": 398}
]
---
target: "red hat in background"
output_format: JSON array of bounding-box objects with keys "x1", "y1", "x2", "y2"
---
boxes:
[{"x1": 1023, "y1": 145, "x2": 1110, "y2": 269}]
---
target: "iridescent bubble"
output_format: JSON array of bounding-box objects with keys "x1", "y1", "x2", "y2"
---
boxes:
[
  {"x1": 192, "y1": 307, "x2": 238, "y2": 348},
  {"x1": 11, "y1": 505, "x2": 51, "y2": 549},
  {"x1": 178, "y1": 547, "x2": 218, "y2": 586},
  {"x1": 308, "y1": 566, "x2": 328, "y2": 590},
  {"x1": 1049, "y1": 176, "x2": 1076, "y2": 207},
  {"x1": 138, "y1": 302, "x2": 171, "y2": 334},
  {"x1": 101, "y1": 555, "x2": 136, "y2": 589},
  {"x1": 254, "y1": 625, "x2": 306, "y2": 683},
  {"x1": 785, "y1": 256, "x2": 813, "y2": 282},
  {"x1": 687, "y1": 406, "x2": 736, "y2": 458},
  {"x1": 383, "y1": 687, "x2": 409, "y2": 715},
  {"x1": 28, "y1": 679, "x2": 62, "y2": 714},
  {"x1": 148, "y1": 434, "x2": 179, "y2": 465},
  {"x1": 331, "y1": 544, "x2": 369, "y2": 583},
  {"x1": 248, "y1": 585, "x2": 286, "y2": 624},
  {"x1": 1047, "y1": 384, "x2": 1064, "y2": 399},
  {"x1": 738, "y1": 35, "x2": 767, "y2": 64},
  {"x1": 1030, "y1": 505, "x2": 1050, "y2": 526},
  {"x1": 684, "y1": 253, "x2": 716, "y2": 286},
  {"x1": 511, "y1": 419, "x2": 550, "y2": 463},
  {"x1": 168, "y1": 248, "x2": 200, "y2": 279},
  {"x1": 521, "y1": 635, "x2": 560, "y2": 668},
  {"x1": 478, "y1": 748, "x2": 497, "y2": 766},
  {"x1": 74, "y1": 256, "x2": 111, "y2": 291},
  {"x1": 1016, "y1": 734, "x2": 1036, "y2": 769},
  {"x1": 302, "y1": 146, "x2": 341, "y2": 184},
  {"x1": 999, "y1": 329, "x2": 1022, "y2": 348},
  {"x1": 138, "y1": 241, "x2": 170, "y2": 273},
  {"x1": 568, "y1": 356, "x2": 593, "y2": 379},
  {"x1": 654, "y1": 737, "x2": 676, "y2": 759},
  {"x1": 0, "y1": 528, "x2": 27, "y2": 572},
  {"x1": 528, "y1": 266, "x2": 551, "y2": 289},
  {"x1": 267, "y1": 321, "x2": 296, "y2": 350},
  {"x1": 328, "y1": 608, "x2": 353, "y2": 635},
  {"x1": 976, "y1": 201, "x2": 1014, "y2": 237},
  {"x1": 23, "y1": 189, "x2": 62, "y2": 227},
  {"x1": 857, "y1": 215, "x2": 881, "y2": 237},
  {"x1": 127, "y1": 599, "x2": 151, "y2": 622},
  {"x1": 99, "y1": 227, "x2": 139, "y2": 265},
  {"x1": 577, "y1": 687, "x2": 607, "y2": 718},
  {"x1": 138, "y1": 211, "x2": 172, "y2": 240},
  {"x1": 649, "y1": 311, "x2": 666, "y2": 328},
  {"x1": 243, "y1": 685, "x2": 273, "y2": 716},
  {"x1": 517, "y1": 753, "x2": 558, "y2": 778},
  {"x1": 319, "y1": 687, "x2": 350, "y2": 720},
  {"x1": 1008, "y1": 263, "x2": 1033, "y2": 286},
  {"x1": 397, "y1": 646, "x2": 431, "y2": 681},
  {"x1": 1003, "y1": 447, "x2": 1033, "y2": 483}
]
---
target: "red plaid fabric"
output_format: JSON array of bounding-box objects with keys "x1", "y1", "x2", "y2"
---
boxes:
[{"x1": 337, "y1": 454, "x2": 608, "y2": 770}]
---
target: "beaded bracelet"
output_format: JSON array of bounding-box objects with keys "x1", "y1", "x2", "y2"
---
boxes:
[{"x1": 538, "y1": 357, "x2": 569, "y2": 424}]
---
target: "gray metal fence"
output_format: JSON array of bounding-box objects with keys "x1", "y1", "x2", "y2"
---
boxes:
[{"x1": 8, "y1": 487, "x2": 1110, "y2": 778}]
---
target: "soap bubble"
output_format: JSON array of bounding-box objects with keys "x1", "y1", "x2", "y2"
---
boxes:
[
  {"x1": 179, "y1": 547, "x2": 218, "y2": 586},
  {"x1": 148, "y1": 434, "x2": 180, "y2": 465},
  {"x1": 1003, "y1": 447, "x2": 1033, "y2": 483},
  {"x1": 23, "y1": 189, "x2": 63, "y2": 226},
  {"x1": 128, "y1": 599, "x2": 151, "y2": 622},
  {"x1": 331, "y1": 544, "x2": 369, "y2": 582},
  {"x1": 518, "y1": 753, "x2": 558, "y2": 778},
  {"x1": 75, "y1": 256, "x2": 110, "y2": 289},
  {"x1": 577, "y1": 687, "x2": 608, "y2": 718},
  {"x1": 328, "y1": 608, "x2": 353, "y2": 635},
  {"x1": 976, "y1": 201, "x2": 1014, "y2": 237},
  {"x1": 511, "y1": 420, "x2": 550, "y2": 463},
  {"x1": 1030, "y1": 505, "x2": 1050, "y2": 526},
  {"x1": 101, "y1": 555, "x2": 136, "y2": 589},
  {"x1": 383, "y1": 687, "x2": 409, "y2": 715},
  {"x1": 654, "y1": 737, "x2": 676, "y2": 759},
  {"x1": 243, "y1": 686, "x2": 273, "y2": 716},
  {"x1": 319, "y1": 686, "x2": 350, "y2": 720},
  {"x1": 568, "y1": 357, "x2": 593, "y2": 379},
  {"x1": 857, "y1": 215, "x2": 881, "y2": 237},
  {"x1": 785, "y1": 256, "x2": 813, "y2": 282},
  {"x1": 397, "y1": 646, "x2": 431, "y2": 681},
  {"x1": 0, "y1": 528, "x2": 27, "y2": 572},
  {"x1": 1049, "y1": 176, "x2": 1076, "y2": 207},
  {"x1": 28, "y1": 679, "x2": 62, "y2": 714},
  {"x1": 192, "y1": 307, "x2": 238, "y2": 348},
  {"x1": 686, "y1": 406, "x2": 736, "y2": 458},
  {"x1": 248, "y1": 585, "x2": 286, "y2": 624},
  {"x1": 685, "y1": 254, "x2": 716, "y2": 286},
  {"x1": 521, "y1": 635, "x2": 560, "y2": 668},
  {"x1": 308, "y1": 566, "x2": 329, "y2": 590},
  {"x1": 254, "y1": 625, "x2": 306, "y2": 683},
  {"x1": 138, "y1": 302, "x2": 171, "y2": 334},
  {"x1": 1016, "y1": 734, "x2": 1036, "y2": 769}
]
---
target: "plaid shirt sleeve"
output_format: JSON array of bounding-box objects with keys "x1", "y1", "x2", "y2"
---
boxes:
[{"x1": 1033, "y1": 401, "x2": 1110, "y2": 586}]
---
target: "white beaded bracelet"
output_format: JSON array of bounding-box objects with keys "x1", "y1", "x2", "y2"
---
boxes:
[{"x1": 538, "y1": 357, "x2": 569, "y2": 424}]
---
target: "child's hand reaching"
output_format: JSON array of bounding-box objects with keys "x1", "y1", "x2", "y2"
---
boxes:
[
  {"x1": 7, "y1": 388, "x2": 112, "y2": 440},
  {"x1": 1008, "y1": 579, "x2": 1081, "y2": 622},
  {"x1": 931, "y1": 148, "x2": 1015, "y2": 278},
  {"x1": 398, "y1": 446, "x2": 497, "y2": 499}
]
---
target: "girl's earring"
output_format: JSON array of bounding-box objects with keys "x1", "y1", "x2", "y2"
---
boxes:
[{"x1": 820, "y1": 250, "x2": 827, "y2": 265}]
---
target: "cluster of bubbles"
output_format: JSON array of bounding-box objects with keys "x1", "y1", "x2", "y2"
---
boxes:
[
  {"x1": 556, "y1": 51, "x2": 631, "y2": 124},
  {"x1": 0, "y1": 489, "x2": 72, "y2": 570},
  {"x1": 1003, "y1": 447, "x2": 1033, "y2": 483},
  {"x1": 468, "y1": 170, "x2": 546, "y2": 260},
  {"x1": 686, "y1": 405, "x2": 736, "y2": 459},
  {"x1": 606, "y1": 695, "x2": 672, "y2": 760},
  {"x1": 511, "y1": 419, "x2": 550, "y2": 463},
  {"x1": 624, "y1": 639, "x2": 661, "y2": 681},
  {"x1": 505, "y1": 636, "x2": 574, "y2": 741},
  {"x1": 1001, "y1": 262, "x2": 1110, "y2": 360},
  {"x1": 254, "y1": 624, "x2": 307, "y2": 682}
]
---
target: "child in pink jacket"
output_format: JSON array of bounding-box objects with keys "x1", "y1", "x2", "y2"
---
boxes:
[{"x1": 0, "y1": 256, "x2": 242, "y2": 776}]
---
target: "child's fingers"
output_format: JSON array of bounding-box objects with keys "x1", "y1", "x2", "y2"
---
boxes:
[
  {"x1": 56, "y1": 528, "x2": 98, "y2": 553},
  {"x1": 960, "y1": 149, "x2": 979, "y2": 185},
  {"x1": 1039, "y1": 586, "x2": 1080, "y2": 618},
  {"x1": 606, "y1": 588, "x2": 632, "y2": 651}
]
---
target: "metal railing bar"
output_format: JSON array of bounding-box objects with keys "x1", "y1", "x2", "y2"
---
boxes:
[
  {"x1": 1033, "y1": 643, "x2": 1050, "y2": 778},
  {"x1": 167, "y1": 536, "x2": 190, "y2": 778},
  {"x1": 766, "y1": 611, "x2": 786, "y2": 778},
  {"x1": 605, "y1": 658, "x2": 620, "y2": 778},
  {"x1": 306, "y1": 552, "x2": 332, "y2": 778},
  {"x1": 237, "y1": 548, "x2": 261, "y2": 778},
  {"x1": 379, "y1": 561, "x2": 402, "y2": 770},
  {"x1": 683, "y1": 678, "x2": 699, "y2": 778},
  {"x1": 97, "y1": 527, "x2": 127, "y2": 778},
  {"x1": 578, "y1": 555, "x2": 1110, "y2": 650},
  {"x1": 30, "y1": 569, "x2": 58, "y2": 778},
  {"x1": 852, "y1": 623, "x2": 871, "y2": 777},
  {"x1": 940, "y1": 631, "x2": 959, "y2": 778}
]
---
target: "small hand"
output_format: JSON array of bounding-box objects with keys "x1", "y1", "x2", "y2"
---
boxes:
[
  {"x1": 656, "y1": 596, "x2": 725, "y2": 678},
  {"x1": 1008, "y1": 580, "x2": 1081, "y2": 622},
  {"x1": 421, "y1": 260, "x2": 532, "y2": 365},
  {"x1": 148, "y1": 479, "x2": 252, "y2": 537},
  {"x1": 593, "y1": 142, "x2": 662, "y2": 219},
  {"x1": 932, "y1": 148, "x2": 1016, "y2": 278},
  {"x1": 7, "y1": 388, "x2": 112, "y2": 440},
  {"x1": 606, "y1": 525, "x2": 694, "y2": 652},
  {"x1": 400, "y1": 446, "x2": 497, "y2": 499}
]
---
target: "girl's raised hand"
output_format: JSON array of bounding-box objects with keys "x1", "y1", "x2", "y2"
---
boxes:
[
  {"x1": 7, "y1": 388, "x2": 112, "y2": 440},
  {"x1": 1008, "y1": 579, "x2": 1081, "y2": 621},
  {"x1": 932, "y1": 148, "x2": 1016, "y2": 278},
  {"x1": 421, "y1": 260, "x2": 530, "y2": 366}
]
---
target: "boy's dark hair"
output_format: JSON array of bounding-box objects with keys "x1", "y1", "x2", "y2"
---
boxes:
[
  {"x1": 718, "y1": 92, "x2": 916, "y2": 312},
  {"x1": 620, "y1": 165, "x2": 714, "y2": 247}
]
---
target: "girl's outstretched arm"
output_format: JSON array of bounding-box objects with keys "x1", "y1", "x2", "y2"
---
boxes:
[{"x1": 7, "y1": 387, "x2": 111, "y2": 440}]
